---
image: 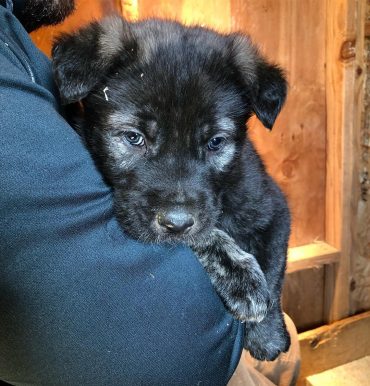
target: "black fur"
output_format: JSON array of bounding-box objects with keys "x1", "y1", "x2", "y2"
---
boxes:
[{"x1": 52, "y1": 16, "x2": 291, "y2": 361}]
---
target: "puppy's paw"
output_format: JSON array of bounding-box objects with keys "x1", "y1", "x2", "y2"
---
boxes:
[
  {"x1": 192, "y1": 229, "x2": 270, "y2": 322},
  {"x1": 246, "y1": 328, "x2": 290, "y2": 361},
  {"x1": 244, "y1": 314, "x2": 291, "y2": 361}
]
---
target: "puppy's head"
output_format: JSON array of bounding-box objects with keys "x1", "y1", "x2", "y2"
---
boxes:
[{"x1": 52, "y1": 16, "x2": 287, "y2": 243}]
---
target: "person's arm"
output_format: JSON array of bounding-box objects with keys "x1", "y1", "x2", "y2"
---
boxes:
[{"x1": 0, "y1": 5, "x2": 244, "y2": 385}]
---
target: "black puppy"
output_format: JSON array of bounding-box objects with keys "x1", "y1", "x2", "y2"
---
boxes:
[{"x1": 52, "y1": 16, "x2": 291, "y2": 361}]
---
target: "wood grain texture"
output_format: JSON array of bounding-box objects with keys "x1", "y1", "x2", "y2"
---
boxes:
[
  {"x1": 282, "y1": 268, "x2": 325, "y2": 332},
  {"x1": 349, "y1": 0, "x2": 370, "y2": 315},
  {"x1": 138, "y1": 0, "x2": 231, "y2": 31},
  {"x1": 230, "y1": 0, "x2": 327, "y2": 247},
  {"x1": 181, "y1": 0, "x2": 230, "y2": 31},
  {"x1": 287, "y1": 243, "x2": 340, "y2": 274},
  {"x1": 298, "y1": 311, "x2": 370, "y2": 385},
  {"x1": 30, "y1": 0, "x2": 120, "y2": 56},
  {"x1": 306, "y1": 356, "x2": 370, "y2": 386},
  {"x1": 138, "y1": 0, "x2": 183, "y2": 20},
  {"x1": 325, "y1": 0, "x2": 365, "y2": 322}
]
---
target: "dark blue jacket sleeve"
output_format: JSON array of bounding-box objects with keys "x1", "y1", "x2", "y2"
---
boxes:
[{"x1": 0, "y1": 5, "x2": 244, "y2": 386}]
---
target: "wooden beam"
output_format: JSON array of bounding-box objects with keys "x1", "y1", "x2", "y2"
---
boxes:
[
  {"x1": 287, "y1": 242, "x2": 340, "y2": 273},
  {"x1": 325, "y1": 0, "x2": 365, "y2": 322},
  {"x1": 306, "y1": 356, "x2": 370, "y2": 386},
  {"x1": 297, "y1": 311, "x2": 370, "y2": 385}
]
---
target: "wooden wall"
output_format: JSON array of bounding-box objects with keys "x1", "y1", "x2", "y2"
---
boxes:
[
  {"x1": 350, "y1": 0, "x2": 370, "y2": 314},
  {"x1": 283, "y1": 267, "x2": 325, "y2": 332},
  {"x1": 31, "y1": 0, "x2": 328, "y2": 248}
]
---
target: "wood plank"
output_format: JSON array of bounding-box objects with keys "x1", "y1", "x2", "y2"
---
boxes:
[
  {"x1": 283, "y1": 267, "x2": 325, "y2": 332},
  {"x1": 325, "y1": 0, "x2": 365, "y2": 322},
  {"x1": 138, "y1": 0, "x2": 183, "y2": 20},
  {"x1": 287, "y1": 242, "x2": 340, "y2": 273},
  {"x1": 284, "y1": 242, "x2": 340, "y2": 332},
  {"x1": 306, "y1": 356, "x2": 370, "y2": 386},
  {"x1": 349, "y1": 2, "x2": 370, "y2": 314},
  {"x1": 297, "y1": 311, "x2": 370, "y2": 385},
  {"x1": 323, "y1": 264, "x2": 336, "y2": 323},
  {"x1": 139, "y1": 0, "x2": 232, "y2": 31}
]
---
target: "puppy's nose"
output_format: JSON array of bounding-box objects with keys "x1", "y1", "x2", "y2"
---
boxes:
[{"x1": 157, "y1": 210, "x2": 195, "y2": 234}]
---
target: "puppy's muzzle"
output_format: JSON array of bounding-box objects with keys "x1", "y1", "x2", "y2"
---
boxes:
[{"x1": 156, "y1": 209, "x2": 195, "y2": 234}]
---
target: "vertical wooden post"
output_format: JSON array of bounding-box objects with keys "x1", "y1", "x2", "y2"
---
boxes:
[{"x1": 325, "y1": 0, "x2": 365, "y2": 322}]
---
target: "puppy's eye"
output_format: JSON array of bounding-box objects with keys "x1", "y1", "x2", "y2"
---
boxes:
[
  {"x1": 124, "y1": 131, "x2": 145, "y2": 147},
  {"x1": 207, "y1": 136, "x2": 226, "y2": 151}
]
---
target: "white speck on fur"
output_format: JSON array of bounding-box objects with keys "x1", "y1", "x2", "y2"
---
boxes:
[
  {"x1": 140, "y1": 73, "x2": 144, "y2": 78},
  {"x1": 103, "y1": 86, "x2": 109, "y2": 101}
]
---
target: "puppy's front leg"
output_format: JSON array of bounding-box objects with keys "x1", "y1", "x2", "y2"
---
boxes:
[
  {"x1": 243, "y1": 206, "x2": 291, "y2": 361},
  {"x1": 191, "y1": 229, "x2": 270, "y2": 323}
]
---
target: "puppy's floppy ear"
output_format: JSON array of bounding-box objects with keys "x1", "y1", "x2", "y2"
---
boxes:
[
  {"x1": 252, "y1": 61, "x2": 287, "y2": 130},
  {"x1": 52, "y1": 15, "x2": 135, "y2": 104},
  {"x1": 229, "y1": 34, "x2": 287, "y2": 130}
]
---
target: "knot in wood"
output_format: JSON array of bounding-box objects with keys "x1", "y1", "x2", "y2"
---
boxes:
[
  {"x1": 310, "y1": 336, "x2": 320, "y2": 349},
  {"x1": 340, "y1": 39, "x2": 356, "y2": 61}
]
